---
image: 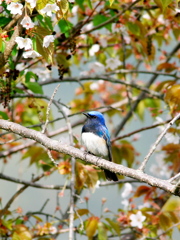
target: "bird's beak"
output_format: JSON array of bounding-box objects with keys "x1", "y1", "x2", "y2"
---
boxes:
[{"x1": 83, "y1": 112, "x2": 90, "y2": 118}]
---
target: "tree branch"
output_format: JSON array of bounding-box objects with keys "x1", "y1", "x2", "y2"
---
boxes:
[
  {"x1": 111, "y1": 119, "x2": 171, "y2": 142},
  {"x1": 39, "y1": 76, "x2": 162, "y2": 99},
  {"x1": 0, "y1": 172, "x2": 67, "y2": 190},
  {"x1": 0, "y1": 119, "x2": 179, "y2": 196},
  {"x1": 0, "y1": 167, "x2": 56, "y2": 218}
]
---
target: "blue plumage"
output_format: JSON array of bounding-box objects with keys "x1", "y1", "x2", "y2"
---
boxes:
[{"x1": 82, "y1": 111, "x2": 118, "y2": 181}]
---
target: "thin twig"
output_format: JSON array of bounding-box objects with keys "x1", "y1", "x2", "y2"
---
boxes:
[
  {"x1": 0, "y1": 140, "x2": 35, "y2": 158},
  {"x1": 139, "y1": 113, "x2": 180, "y2": 172},
  {"x1": 82, "y1": 0, "x2": 141, "y2": 34},
  {"x1": 0, "y1": 172, "x2": 67, "y2": 189},
  {"x1": 145, "y1": 221, "x2": 180, "y2": 240},
  {"x1": 47, "y1": 150, "x2": 58, "y2": 167},
  {"x1": 42, "y1": 84, "x2": 61, "y2": 169},
  {"x1": 169, "y1": 172, "x2": 180, "y2": 184},
  {"x1": 106, "y1": 69, "x2": 178, "y2": 78},
  {"x1": 99, "y1": 179, "x2": 139, "y2": 186},
  {"x1": 60, "y1": 107, "x2": 75, "y2": 240},
  {"x1": 111, "y1": 119, "x2": 171, "y2": 142},
  {"x1": 0, "y1": 168, "x2": 56, "y2": 218},
  {"x1": 11, "y1": 93, "x2": 68, "y2": 109},
  {"x1": 39, "y1": 76, "x2": 163, "y2": 99}
]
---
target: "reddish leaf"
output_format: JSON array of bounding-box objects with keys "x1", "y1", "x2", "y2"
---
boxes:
[
  {"x1": 157, "y1": 62, "x2": 177, "y2": 73},
  {"x1": 134, "y1": 186, "x2": 151, "y2": 198}
]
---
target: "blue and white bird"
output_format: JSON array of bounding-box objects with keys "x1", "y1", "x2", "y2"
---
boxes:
[{"x1": 81, "y1": 111, "x2": 118, "y2": 181}]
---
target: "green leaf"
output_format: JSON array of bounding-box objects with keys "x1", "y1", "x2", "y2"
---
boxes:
[
  {"x1": 98, "y1": 222, "x2": 107, "y2": 240},
  {"x1": 74, "y1": 209, "x2": 89, "y2": 219},
  {"x1": 0, "y1": 36, "x2": 2, "y2": 50},
  {"x1": 58, "y1": 19, "x2": 73, "y2": 37},
  {"x1": 24, "y1": 82, "x2": 43, "y2": 94},
  {"x1": 35, "y1": 15, "x2": 53, "y2": 31},
  {"x1": 0, "y1": 111, "x2": 8, "y2": 120},
  {"x1": 86, "y1": 0, "x2": 92, "y2": 9},
  {"x1": 154, "y1": 0, "x2": 173, "y2": 12},
  {"x1": 25, "y1": 71, "x2": 38, "y2": 83},
  {"x1": 36, "y1": 0, "x2": 54, "y2": 11},
  {"x1": 33, "y1": 26, "x2": 54, "y2": 63},
  {"x1": 31, "y1": 215, "x2": 43, "y2": 222},
  {"x1": 136, "y1": 100, "x2": 145, "y2": 121},
  {"x1": 13, "y1": 87, "x2": 24, "y2": 94},
  {"x1": 2, "y1": 219, "x2": 13, "y2": 230},
  {"x1": 12, "y1": 225, "x2": 32, "y2": 240},
  {"x1": 109, "y1": 0, "x2": 115, "y2": 6},
  {"x1": 127, "y1": 22, "x2": 140, "y2": 36},
  {"x1": 36, "y1": 35, "x2": 54, "y2": 63},
  {"x1": 75, "y1": 0, "x2": 85, "y2": 10},
  {"x1": 58, "y1": 0, "x2": 69, "y2": 16},
  {"x1": 105, "y1": 218, "x2": 120, "y2": 236},
  {"x1": 0, "y1": 17, "x2": 11, "y2": 27},
  {"x1": 93, "y1": 15, "x2": 111, "y2": 31},
  {"x1": 162, "y1": 196, "x2": 180, "y2": 212}
]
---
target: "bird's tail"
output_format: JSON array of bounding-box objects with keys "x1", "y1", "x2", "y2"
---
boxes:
[{"x1": 104, "y1": 169, "x2": 118, "y2": 182}]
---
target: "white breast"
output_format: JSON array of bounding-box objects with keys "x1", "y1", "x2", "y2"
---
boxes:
[{"x1": 82, "y1": 132, "x2": 108, "y2": 157}]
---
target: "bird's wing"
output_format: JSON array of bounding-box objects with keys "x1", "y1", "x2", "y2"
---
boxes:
[{"x1": 100, "y1": 126, "x2": 113, "y2": 162}]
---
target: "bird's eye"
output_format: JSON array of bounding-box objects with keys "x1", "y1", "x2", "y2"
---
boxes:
[{"x1": 92, "y1": 115, "x2": 97, "y2": 119}]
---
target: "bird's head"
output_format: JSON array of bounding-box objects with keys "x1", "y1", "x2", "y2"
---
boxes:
[{"x1": 83, "y1": 111, "x2": 106, "y2": 125}]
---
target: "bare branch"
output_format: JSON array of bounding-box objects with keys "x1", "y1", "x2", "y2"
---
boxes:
[
  {"x1": 39, "y1": 76, "x2": 162, "y2": 99},
  {"x1": 42, "y1": 84, "x2": 61, "y2": 134},
  {"x1": 11, "y1": 93, "x2": 68, "y2": 109},
  {"x1": 0, "y1": 140, "x2": 35, "y2": 158},
  {"x1": 112, "y1": 119, "x2": 171, "y2": 142},
  {"x1": 0, "y1": 167, "x2": 56, "y2": 218},
  {"x1": 169, "y1": 172, "x2": 180, "y2": 184},
  {"x1": 139, "y1": 113, "x2": 180, "y2": 172},
  {"x1": 0, "y1": 172, "x2": 67, "y2": 190}
]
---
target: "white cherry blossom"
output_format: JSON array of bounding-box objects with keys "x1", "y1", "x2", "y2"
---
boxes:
[
  {"x1": 89, "y1": 44, "x2": 100, "y2": 56},
  {"x1": 130, "y1": 211, "x2": 146, "y2": 229},
  {"x1": 82, "y1": 23, "x2": 93, "y2": 33},
  {"x1": 121, "y1": 183, "x2": 133, "y2": 198},
  {"x1": 15, "y1": 37, "x2": 32, "y2": 50},
  {"x1": 7, "y1": 2, "x2": 23, "y2": 15},
  {"x1": 99, "y1": 38, "x2": 108, "y2": 47},
  {"x1": 89, "y1": 62, "x2": 105, "y2": 73},
  {"x1": 121, "y1": 199, "x2": 129, "y2": 209},
  {"x1": 21, "y1": 15, "x2": 34, "y2": 29},
  {"x1": 40, "y1": 3, "x2": 59, "y2": 17},
  {"x1": 49, "y1": 226, "x2": 57, "y2": 234},
  {"x1": 43, "y1": 35, "x2": 55, "y2": 48},
  {"x1": 106, "y1": 57, "x2": 122, "y2": 70},
  {"x1": 30, "y1": 68, "x2": 50, "y2": 81},
  {"x1": 26, "y1": 0, "x2": 37, "y2": 8},
  {"x1": 23, "y1": 50, "x2": 41, "y2": 59}
]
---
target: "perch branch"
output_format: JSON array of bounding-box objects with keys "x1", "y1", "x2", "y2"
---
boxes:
[{"x1": 0, "y1": 119, "x2": 179, "y2": 197}]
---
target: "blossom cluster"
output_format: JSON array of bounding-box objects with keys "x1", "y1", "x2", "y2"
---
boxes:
[{"x1": 7, "y1": 1, "x2": 59, "y2": 58}]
